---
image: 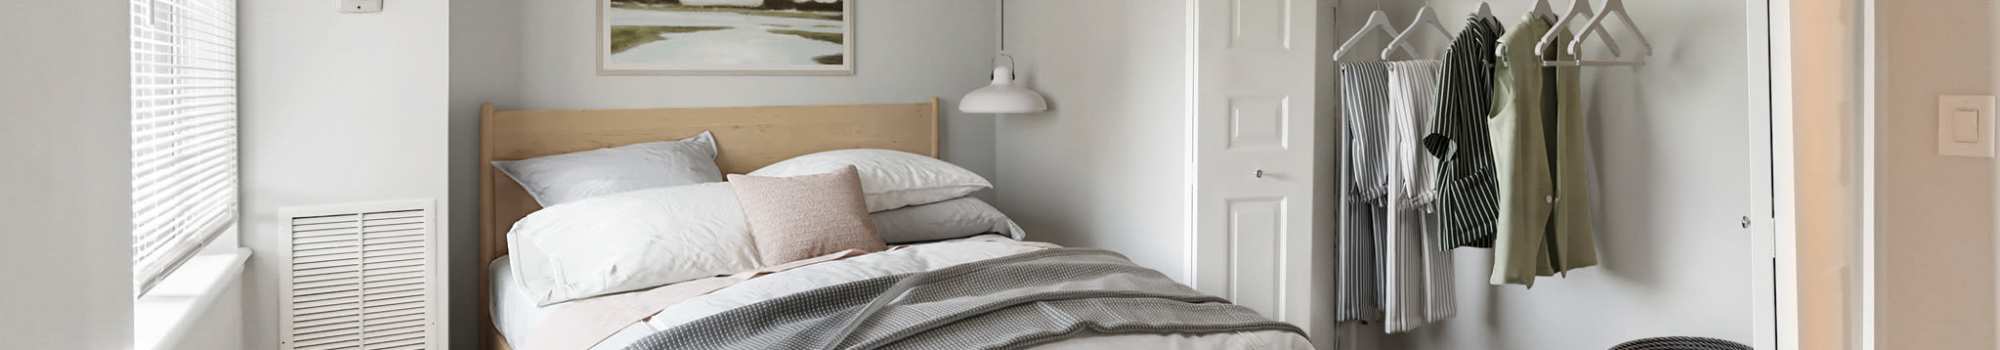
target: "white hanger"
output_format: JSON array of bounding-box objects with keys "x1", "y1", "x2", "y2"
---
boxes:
[
  {"x1": 1500, "y1": 0, "x2": 1558, "y2": 56},
  {"x1": 1475, "y1": 2, "x2": 1494, "y2": 19},
  {"x1": 1379, "y1": 5, "x2": 1453, "y2": 60},
  {"x1": 1555, "y1": 0, "x2": 1653, "y2": 66},
  {"x1": 1531, "y1": 0, "x2": 1555, "y2": 17},
  {"x1": 1334, "y1": 11, "x2": 1419, "y2": 61},
  {"x1": 1535, "y1": 0, "x2": 1620, "y2": 59}
]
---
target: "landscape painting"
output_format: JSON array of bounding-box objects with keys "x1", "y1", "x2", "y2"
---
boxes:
[{"x1": 600, "y1": 0, "x2": 852, "y2": 75}]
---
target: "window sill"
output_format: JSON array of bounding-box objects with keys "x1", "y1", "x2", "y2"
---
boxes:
[{"x1": 134, "y1": 247, "x2": 251, "y2": 350}]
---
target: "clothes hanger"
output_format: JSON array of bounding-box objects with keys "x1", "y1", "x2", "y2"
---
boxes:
[
  {"x1": 1552, "y1": 0, "x2": 1653, "y2": 66},
  {"x1": 1475, "y1": 2, "x2": 1494, "y2": 19},
  {"x1": 1334, "y1": 10, "x2": 1419, "y2": 61},
  {"x1": 1535, "y1": 0, "x2": 1620, "y2": 59},
  {"x1": 1501, "y1": 0, "x2": 1558, "y2": 56},
  {"x1": 1379, "y1": 4, "x2": 1454, "y2": 60},
  {"x1": 1531, "y1": 0, "x2": 1554, "y2": 18}
]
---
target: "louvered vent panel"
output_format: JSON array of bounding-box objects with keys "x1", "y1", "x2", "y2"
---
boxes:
[{"x1": 280, "y1": 200, "x2": 443, "y2": 350}]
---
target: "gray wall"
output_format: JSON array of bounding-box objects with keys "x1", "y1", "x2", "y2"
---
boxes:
[
  {"x1": 450, "y1": 0, "x2": 522, "y2": 347},
  {"x1": 0, "y1": 1, "x2": 134, "y2": 349},
  {"x1": 1878, "y1": 0, "x2": 1997, "y2": 348},
  {"x1": 1345, "y1": 1, "x2": 1758, "y2": 349},
  {"x1": 447, "y1": 0, "x2": 999, "y2": 347},
  {"x1": 240, "y1": 0, "x2": 453, "y2": 348},
  {"x1": 992, "y1": 0, "x2": 1190, "y2": 282}
]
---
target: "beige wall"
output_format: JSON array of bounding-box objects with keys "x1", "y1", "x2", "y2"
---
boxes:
[
  {"x1": 1790, "y1": 0, "x2": 1862, "y2": 348},
  {"x1": 1876, "y1": 0, "x2": 1998, "y2": 349}
]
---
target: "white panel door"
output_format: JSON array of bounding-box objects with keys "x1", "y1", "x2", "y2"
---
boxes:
[{"x1": 1190, "y1": 0, "x2": 1319, "y2": 331}]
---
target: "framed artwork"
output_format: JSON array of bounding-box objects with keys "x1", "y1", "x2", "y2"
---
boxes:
[{"x1": 599, "y1": 0, "x2": 854, "y2": 75}]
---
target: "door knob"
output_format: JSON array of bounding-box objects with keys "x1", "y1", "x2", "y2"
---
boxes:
[{"x1": 1253, "y1": 169, "x2": 1265, "y2": 178}]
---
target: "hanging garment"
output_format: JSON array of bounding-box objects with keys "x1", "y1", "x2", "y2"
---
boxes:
[
  {"x1": 1487, "y1": 15, "x2": 1557, "y2": 287},
  {"x1": 1424, "y1": 15, "x2": 1506, "y2": 250},
  {"x1": 1346, "y1": 63, "x2": 1393, "y2": 204},
  {"x1": 1382, "y1": 60, "x2": 1452, "y2": 333},
  {"x1": 1548, "y1": 27, "x2": 1600, "y2": 275},
  {"x1": 1334, "y1": 62, "x2": 1390, "y2": 323}
]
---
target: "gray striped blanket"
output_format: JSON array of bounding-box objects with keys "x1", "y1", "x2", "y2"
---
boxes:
[{"x1": 625, "y1": 248, "x2": 1304, "y2": 350}]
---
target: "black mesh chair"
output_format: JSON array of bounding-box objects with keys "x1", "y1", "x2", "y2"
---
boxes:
[{"x1": 1609, "y1": 337, "x2": 1752, "y2": 350}]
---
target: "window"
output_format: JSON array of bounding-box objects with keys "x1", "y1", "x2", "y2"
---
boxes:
[{"x1": 130, "y1": 0, "x2": 237, "y2": 296}]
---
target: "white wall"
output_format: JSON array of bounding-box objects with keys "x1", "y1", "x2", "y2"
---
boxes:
[
  {"x1": 167, "y1": 280, "x2": 244, "y2": 350},
  {"x1": 1350, "y1": 1, "x2": 1757, "y2": 349},
  {"x1": 240, "y1": 0, "x2": 453, "y2": 348},
  {"x1": 0, "y1": 2, "x2": 134, "y2": 349},
  {"x1": 995, "y1": 0, "x2": 1190, "y2": 281},
  {"x1": 1876, "y1": 1, "x2": 1997, "y2": 348}
]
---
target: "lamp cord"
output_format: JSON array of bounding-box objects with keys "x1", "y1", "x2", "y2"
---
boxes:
[{"x1": 997, "y1": 0, "x2": 1007, "y2": 54}]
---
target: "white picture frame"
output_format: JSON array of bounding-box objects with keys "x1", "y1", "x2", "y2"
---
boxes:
[{"x1": 598, "y1": 0, "x2": 855, "y2": 76}]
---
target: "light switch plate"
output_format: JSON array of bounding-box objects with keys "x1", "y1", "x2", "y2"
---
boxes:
[
  {"x1": 1938, "y1": 95, "x2": 1996, "y2": 158},
  {"x1": 339, "y1": 0, "x2": 383, "y2": 13}
]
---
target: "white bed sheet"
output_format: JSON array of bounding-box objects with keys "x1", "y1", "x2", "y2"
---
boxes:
[
  {"x1": 492, "y1": 235, "x2": 1314, "y2": 350},
  {"x1": 492, "y1": 256, "x2": 659, "y2": 350}
]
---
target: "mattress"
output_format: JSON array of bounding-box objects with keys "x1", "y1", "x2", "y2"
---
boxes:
[{"x1": 491, "y1": 235, "x2": 1314, "y2": 349}]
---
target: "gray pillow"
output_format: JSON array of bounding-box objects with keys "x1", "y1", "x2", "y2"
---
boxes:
[
  {"x1": 869, "y1": 197, "x2": 1024, "y2": 244},
  {"x1": 493, "y1": 131, "x2": 723, "y2": 206}
]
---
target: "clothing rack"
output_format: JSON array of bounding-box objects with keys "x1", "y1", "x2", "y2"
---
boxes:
[{"x1": 1326, "y1": 0, "x2": 1649, "y2": 334}]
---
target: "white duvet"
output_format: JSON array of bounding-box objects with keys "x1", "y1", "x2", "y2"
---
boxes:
[{"x1": 493, "y1": 235, "x2": 1314, "y2": 350}]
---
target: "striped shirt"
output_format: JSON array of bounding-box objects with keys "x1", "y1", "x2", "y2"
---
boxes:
[{"x1": 1425, "y1": 15, "x2": 1506, "y2": 250}]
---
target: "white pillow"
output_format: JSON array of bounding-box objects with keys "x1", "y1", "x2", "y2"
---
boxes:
[
  {"x1": 870, "y1": 197, "x2": 1025, "y2": 244},
  {"x1": 492, "y1": 131, "x2": 723, "y2": 206},
  {"x1": 750, "y1": 149, "x2": 992, "y2": 212},
  {"x1": 507, "y1": 182, "x2": 759, "y2": 306}
]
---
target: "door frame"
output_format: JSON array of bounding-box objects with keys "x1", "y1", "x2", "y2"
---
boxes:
[
  {"x1": 1752, "y1": 0, "x2": 1784, "y2": 348},
  {"x1": 1860, "y1": 0, "x2": 1877, "y2": 348},
  {"x1": 1747, "y1": 0, "x2": 1784, "y2": 349},
  {"x1": 1755, "y1": 0, "x2": 1879, "y2": 348}
]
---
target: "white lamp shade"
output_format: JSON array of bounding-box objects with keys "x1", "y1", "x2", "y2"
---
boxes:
[{"x1": 959, "y1": 66, "x2": 1048, "y2": 114}]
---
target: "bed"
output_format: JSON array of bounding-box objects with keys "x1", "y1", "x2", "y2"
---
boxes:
[{"x1": 478, "y1": 99, "x2": 1312, "y2": 350}]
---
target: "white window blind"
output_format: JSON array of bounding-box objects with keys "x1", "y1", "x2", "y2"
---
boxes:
[{"x1": 131, "y1": 0, "x2": 238, "y2": 296}]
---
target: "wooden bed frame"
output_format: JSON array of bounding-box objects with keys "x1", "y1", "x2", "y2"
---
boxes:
[{"x1": 478, "y1": 99, "x2": 940, "y2": 350}]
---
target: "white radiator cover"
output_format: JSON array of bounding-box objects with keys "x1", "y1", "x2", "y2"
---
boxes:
[{"x1": 278, "y1": 199, "x2": 446, "y2": 350}]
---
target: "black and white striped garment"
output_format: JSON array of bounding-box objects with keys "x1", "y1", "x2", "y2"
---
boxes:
[
  {"x1": 1383, "y1": 60, "x2": 1453, "y2": 334},
  {"x1": 1422, "y1": 15, "x2": 1506, "y2": 250},
  {"x1": 1341, "y1": 62, "x2": 1392, "y2": 203},
  {"x1": 1334, "y1": 62, "x2": 1388, "y2": 323}
]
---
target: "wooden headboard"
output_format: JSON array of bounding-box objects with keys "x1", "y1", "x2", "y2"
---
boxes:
[{"x1": 477, "y1": 98, "x2": 938, "y2": 349}]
